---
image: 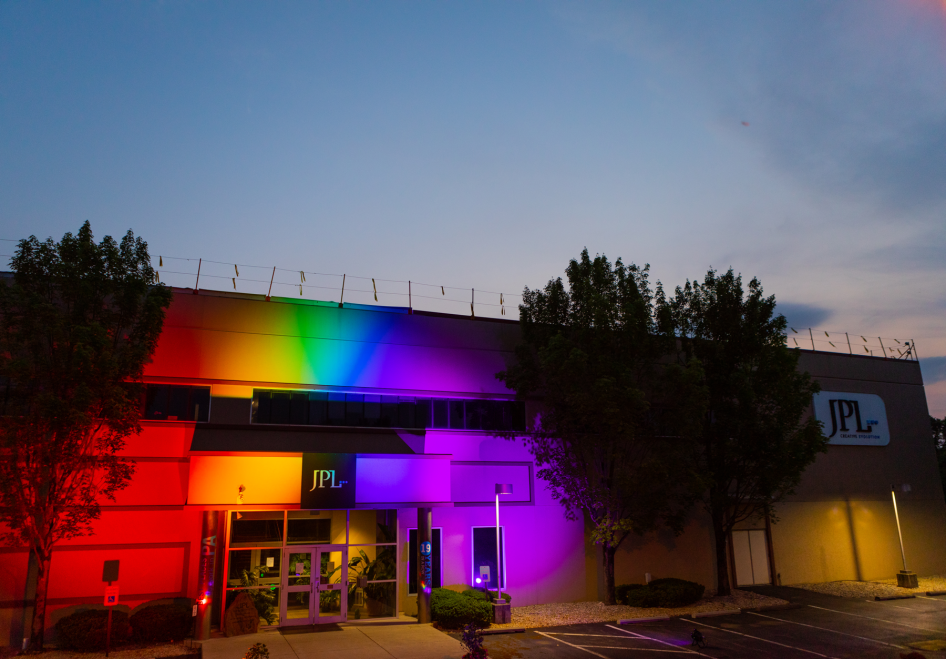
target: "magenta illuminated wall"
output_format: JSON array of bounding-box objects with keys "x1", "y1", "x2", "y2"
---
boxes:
[{"x1": 145, "y1": 290, "x2": 520, "y2": 396}]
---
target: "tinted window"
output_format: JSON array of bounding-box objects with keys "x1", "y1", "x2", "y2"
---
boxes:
[
  {"x1": 144, "y1": 385, "x2": 210, "y2": 422},
  {"x1": 472, "y1": 527, "x2": 505, "y2": 589}
]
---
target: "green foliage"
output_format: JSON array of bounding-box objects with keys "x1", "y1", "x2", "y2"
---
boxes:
[
  {"x1": 430, "y1": 588, "x2": 492, "y2": 629},
  {"x1": 496, "y1": 249, "x2": 709, "y2": 604},
  {"x1": 617, "y1": 579, "x2": 705, "y2": 608},
  {"x1": 129, "y1": 603, "x2": 192, "y2": 643},
  {"x1": 614, "y1": 584, "x2": 647, "y2": 605},
  {"x1": 667, "y1": 268, "x2": 827, "y2": 595},
  {"x1": 55, "y1": 609, "x2": 131, "y2": 651},
  {"x1": 0, "y1": 222, "x2": 172, "y2": 649},
  {"x1": 241, "y1": 568, "x2": 278, "y2": 624},
  {"x1": 461, "y1": 589, "x2": 491, "y2": 602},
  {"x1": 244, "y1": 643, "x2": 270, "y2": 659}
]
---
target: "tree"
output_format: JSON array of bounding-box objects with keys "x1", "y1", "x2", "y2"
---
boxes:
[
  {"x1": 932, "y1": 415, "x2": 946, "y2": 498},
  {"x1": 497, "y1": 249, "x2": 707, "y2": 604},
  {"x1": 0, "y1": 222, "x2": 171, "y2": 649},
  {"x1": 668, "y1": 268, "x2": 827, "y2": 596}
]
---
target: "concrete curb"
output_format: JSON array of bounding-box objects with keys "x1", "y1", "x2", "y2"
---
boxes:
[
  {"x1": 480, "y1": 628, "x2": 525, "y2": 635},
  {"x1": 874, "y1": 594, "x2": 917, "y2": 601},
  {"x1": 926, "y1": 590, "x2": 946, "y2": 597},
  {"x1": 617, "y1": 616, "x2": 672, "y2": 624},
  {"x1": 692, "y1": 609, "x2": 741, "y2": 618}
]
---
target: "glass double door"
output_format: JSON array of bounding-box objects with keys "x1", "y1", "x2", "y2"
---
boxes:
[{"x1": 281, "y1": 545, "x2": 348, "y2": 625}]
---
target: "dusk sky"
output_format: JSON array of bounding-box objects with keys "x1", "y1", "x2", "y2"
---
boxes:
[{"x1": 2, "y1": 1, "x2": 945, "y2": 415}]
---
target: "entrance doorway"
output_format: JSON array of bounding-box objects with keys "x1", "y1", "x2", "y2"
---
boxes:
[
  {"x1": 280, "y1": 545, "x2": 348, "y2": 625},
  {"x1": 732, "y1": 530, "x2": 771, "y2": 586}
]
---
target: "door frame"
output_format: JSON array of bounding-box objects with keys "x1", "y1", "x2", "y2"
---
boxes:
[{"x1": 280, "y1": 544, "x2": 348, "y2": 625}]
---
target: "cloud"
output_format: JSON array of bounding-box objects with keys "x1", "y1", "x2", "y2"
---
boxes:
[
  {"x1": 921, "y1": 356, "x2": 946, "y2": 385},
  {"x1": 558, "y1": 1, "x2": 946, "y2": 214},
  {"x1": 775, "y1": 302, "x2": 832, "y2": 330}
]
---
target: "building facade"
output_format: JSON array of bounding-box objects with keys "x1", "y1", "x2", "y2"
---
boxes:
[{"x1": 2, "y1": 287, "x2": 943, "y2": 643}]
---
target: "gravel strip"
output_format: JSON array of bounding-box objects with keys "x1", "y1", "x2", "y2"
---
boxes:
[
  {"x1": 792, "y1": 575, "x2": 946, "y2": 599},
  {"x1": 488, "y1": 589, "x2": 788, "y2": 630}
]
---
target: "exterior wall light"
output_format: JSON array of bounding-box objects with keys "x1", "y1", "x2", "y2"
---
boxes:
[{"x1": 494, "y1": 483, "x2": 513, "y2": 623}]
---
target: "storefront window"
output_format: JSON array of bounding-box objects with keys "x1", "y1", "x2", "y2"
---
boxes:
[
  {"x1": 350, "y1": 509, "x2": 397, "y2": 544},
  {"x1": 229, "y1": 511, "x2": 284, "y2": 547},
  {"x1": 287, "y1": 510, "x2": 346, "y2": 544},
  {"x1": 223, "y1": 509, "x2": 398, "y2": 627}
]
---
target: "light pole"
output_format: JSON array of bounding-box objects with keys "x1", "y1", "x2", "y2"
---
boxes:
[
  {"x1": 495, "y1": 483, "x2": 513, "y2": 621},
  {"x1": 891, "y1": 485, "x2": 918, "y2": 588}
]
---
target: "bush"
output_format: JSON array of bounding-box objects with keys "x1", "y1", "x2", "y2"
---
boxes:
[
  {"x1": 615, "y1": 584, "x2": 647, "y2": 605},
  {"x1": 617, "y1": 578, "x2": 705, "y2": 608},
  {"x1": 430, "y1": 588, "x2": 492, "y2": 629},
  {"x1": 55, "y1": 609, "x2": 131, "y2": 651},
  {"x1": 130, "y1": 603, "x2": 192, "y2": 643},
  {"x1": 462, "y1": 589, "x2": 512, "y2": 605}
]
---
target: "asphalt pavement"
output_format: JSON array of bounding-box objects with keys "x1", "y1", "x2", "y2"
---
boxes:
[{"x1": 477, "y1": 586, "x2": 946, "y2": 659}]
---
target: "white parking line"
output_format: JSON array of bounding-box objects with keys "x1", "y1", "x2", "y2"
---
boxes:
[
  {"x1": 866, "y1": 600, "x2": 916, "y2": 611},
  {"x1": 808, "y1": 604, "x2": 946, "y2": 633},
  {"x1": 690, "y1": 619, "x2": 840, "y2": 658},
  {"x1": 605, "y1": 624, "x2": 704, "y2": 655},
  {"x1": 746, "y1": 611, "x2": 907, "y2": 649},
  {"x1": 917, "y1": 595, "x2": 946, "y2": 603},
  {"x1": 535, "y1": 630, "x2": 609, "y2": 658},
  {"x1": 539, "y1": 629, "x2": 696, "y2": 655}
]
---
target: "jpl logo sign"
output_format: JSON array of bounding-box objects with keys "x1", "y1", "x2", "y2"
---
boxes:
[
  {"x1": 812, "y1": 392, "x2": 889, "y2": 446},
  {"x1": 301, "y1": 453, "x2": 357, "y2": 509}
]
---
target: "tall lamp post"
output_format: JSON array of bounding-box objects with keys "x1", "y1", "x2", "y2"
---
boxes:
[
  {"x1": 494, "y1": 484, "x2": 513, "y2": 623},
  {"x1": 891, "y1": 485, "x2": 918, "y2": 588}
]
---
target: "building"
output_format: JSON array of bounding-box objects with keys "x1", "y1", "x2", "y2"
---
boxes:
[{"x1": 2, "y1": 287, "x2": 944, "y2": 643}]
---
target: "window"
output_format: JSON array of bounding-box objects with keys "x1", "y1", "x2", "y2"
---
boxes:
[
  {"x1": 408, "y1": 528, "x2": 443, "y2": 595},
  {"x1": 252, "y1": 389, "x2": 524, "y2": 431},
  {"x1": 143, "y1": 384, "x2": 210, "y2": 422},
  {"x1": 472, "y1": 527, "x2": 505, "y2": 589}
]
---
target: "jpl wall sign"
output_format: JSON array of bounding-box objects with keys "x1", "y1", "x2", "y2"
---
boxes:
[
  {"x1": 301, "y1": 453, "x2": 357, "y2": 508},
  {"x1": 812, "y1": 392, "x2": 890, "y2": 446}
]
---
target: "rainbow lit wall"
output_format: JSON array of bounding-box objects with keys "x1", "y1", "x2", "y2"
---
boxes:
[{"x1": 145, "y1": 290, "x2": 521, "y2": 396}]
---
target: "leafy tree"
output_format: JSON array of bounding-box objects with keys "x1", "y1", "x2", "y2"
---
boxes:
[
  {"x1": 498, "y1": 249, "x2": 707, "y2": 604},
  {"x1": 0, "y1": 222, "x2": 171, "y2": 649},
  {"x1": 932, "y1": 415, "x2": 946, "y2": 497},
  {"x1": 668, "y1": 269, "x2": 826, "y2": 596}
]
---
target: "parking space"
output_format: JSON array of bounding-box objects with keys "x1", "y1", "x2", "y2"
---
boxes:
[{"x1": 479, "y1": 587, "x2": 946, "y2": 659}]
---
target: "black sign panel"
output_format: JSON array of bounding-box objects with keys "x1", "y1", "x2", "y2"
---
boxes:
[{"x1": 301, "y1": 453, "x2": 356, "y2": 509}]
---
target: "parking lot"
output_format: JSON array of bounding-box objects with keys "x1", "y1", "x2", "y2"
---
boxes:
[{"x1": 478, "y1": 586, "x2": 946, "y2": 658}]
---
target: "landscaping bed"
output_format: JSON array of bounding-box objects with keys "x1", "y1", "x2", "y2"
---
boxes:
[
  {"x1": 485, "y1": 588, "x2": 788, "y2": 630},
  {"x1": 793, "y1": 575, "x2": 946, "y2": 599}
]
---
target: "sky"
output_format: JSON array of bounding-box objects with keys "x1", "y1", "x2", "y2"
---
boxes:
[{"x1": 1, "y1": 1, "x2": 945, "y2": 415}]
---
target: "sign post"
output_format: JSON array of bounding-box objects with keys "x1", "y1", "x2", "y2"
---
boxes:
[
  {"x1": 416, "y1": 508, "x2": 432, "y2": 624},
  {"x1": 102, "y1": 560, "x2": 120, "y2": 657}
]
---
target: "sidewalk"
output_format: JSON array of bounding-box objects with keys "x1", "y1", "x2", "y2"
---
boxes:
[{"x1": 200, "y1": 620, "x2": 463, "y2": 659}]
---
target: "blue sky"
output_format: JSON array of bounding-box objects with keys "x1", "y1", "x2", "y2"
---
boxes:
[{"x1": 2, "y1": 1, "x2": 945, "y2": 414}]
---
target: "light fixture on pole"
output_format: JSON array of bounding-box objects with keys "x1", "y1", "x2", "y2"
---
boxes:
[
  {"x1": 891, "y1": 485, "x2": 918, "y2": 588},
  {"x1": 494, "y1": 483, "x2": 513, "y2": 623}
]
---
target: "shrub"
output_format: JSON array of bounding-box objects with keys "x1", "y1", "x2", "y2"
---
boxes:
[
  {"x1": 430, "y1": 588, "x2": 492, "y2": 629},
  {"x1": 618, "y1": 578, "x2": 705, "y2": 608},
  {"x1": 462, "y1": 589, "x2": 511, "y2": 605},
  {"x1": 130, "y1": 603, "x2": 192, "y2": 643},
  {"x1": 245, "y1": 642, "x2": 270, "y2": 659},
  {"x1": 460, "y1": 622, "x2": 487, "y2": 659},
  {"x1": 648, "y1": 578, "x2": 705, "y2": 607},
  {"x1": 55, "y1": 609, "x2": 131, "y2": 651},
  {"x1": 615, "y1": 584, "x2": 647, "y2": 606}
]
